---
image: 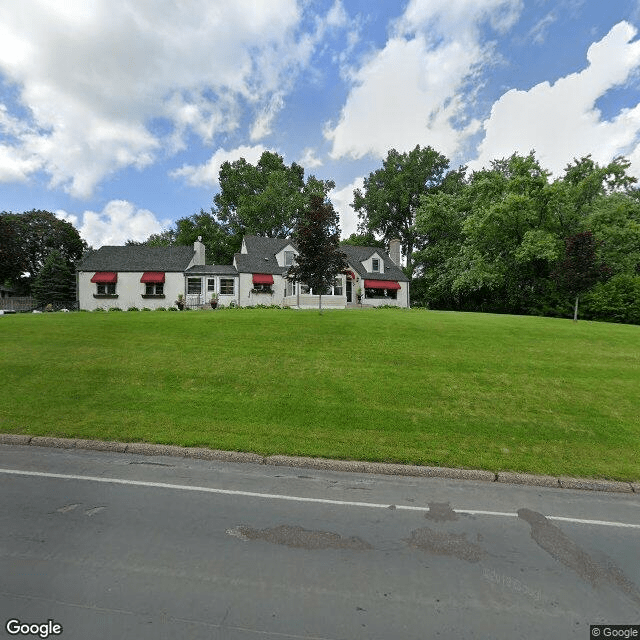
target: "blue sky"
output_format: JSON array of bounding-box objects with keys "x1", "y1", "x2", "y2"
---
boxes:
[{"x1": 1, "y1": 0, "x2": 640, "y2": 250}]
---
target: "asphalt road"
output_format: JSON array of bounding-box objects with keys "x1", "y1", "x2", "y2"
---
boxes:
[{"x1": 1, "y1": 444, "x2": 639, "y2": 639}]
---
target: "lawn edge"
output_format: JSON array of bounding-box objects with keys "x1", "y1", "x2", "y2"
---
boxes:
[{"x1": 1, "y1": 433, "x2": 637, "y2": 494}]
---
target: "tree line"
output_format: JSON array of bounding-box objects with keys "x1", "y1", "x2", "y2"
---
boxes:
[
  {"x1": 401, "y1": 149, "x2": 640, "y2": 324},
  {"x1": 0, "y1": 210, "x2": 86, "y2": 301},
  {"x1": 2, "y1": 146, "x2": 639, "y2": 323}
]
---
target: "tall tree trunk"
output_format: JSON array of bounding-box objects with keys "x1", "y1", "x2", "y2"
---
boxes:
[{"x1": 573, "y1": 294, "x2": 579, "y2": 322}]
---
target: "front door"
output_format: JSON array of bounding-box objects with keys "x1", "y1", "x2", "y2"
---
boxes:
[
  {"x1": 346, "y1": 278, "x2": 352, "y2": 303},
  {"x1": 186, "y1": 277, "x2": 203, "y2": 308}
]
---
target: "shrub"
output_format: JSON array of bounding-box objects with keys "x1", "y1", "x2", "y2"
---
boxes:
[
  {"x1": 155, "y1": 307, "x2": 167, "y2": 311},
  {"x1": 584, "y1": 274, "x2": 640, "y2": 325},
  {"x1": 141, "y1": 307, "x2": 152, "y2": 312},
  {"x1": 127, "y1": 306, "x2": 140, "y2": 312},
  {"x1": 108, "y1": 307, "x2": 123, "y2": 312},
  {"x1": 167, "y1": 306, "x2": 177, "y2": 311},
  {"x1": 92, "y1": 307, "x2": 105, "y2": 312}
]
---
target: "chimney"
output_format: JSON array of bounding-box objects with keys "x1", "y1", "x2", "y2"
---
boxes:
[
  {"x1": 389, "y1": 238, "x2": 401, "y2": 267},
  {"x1": 193, "y1": 236, "x2": 206, "y2": 266}
]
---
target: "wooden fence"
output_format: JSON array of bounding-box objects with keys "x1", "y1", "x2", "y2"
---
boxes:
[{"x1": 0, "y1": 297, "x2": 78, "y2": 312}]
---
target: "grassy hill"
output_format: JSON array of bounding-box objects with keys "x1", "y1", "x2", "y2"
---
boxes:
[{"x1": 1, "y1": 308, "x2": 638, "y2": 480}]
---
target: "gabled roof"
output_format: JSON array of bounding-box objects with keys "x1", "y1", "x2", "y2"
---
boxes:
[
  {"x1": 235, "y1": 235, "x2": 296, "y2": 275},
  {"x1": 341, "y1": 244, "x2": 409, "y2": 282},
  {"x1": 185, "y1": 265, "x2": 238, "y2": 276},
  {"x1": 78, "y1": 246, "x2": 195, "y2": 272},
  {"x1": 76, "y1": 236, "x2": 409, "y2": 282}
]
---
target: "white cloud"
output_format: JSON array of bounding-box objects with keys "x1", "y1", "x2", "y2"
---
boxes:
[
  {"x1": 298, "y1": 147, "x2": 323, "y2": 169},
  {"x1": 170, "y1": 144, "x2": 267, "y2": 188},
  {"x1": 528, "y1": 12, "x2": 557, "y2": 44},
  {"x1": 326, "y1": 0, "x2": 348, "y2": 29},
  {"x1": 0, "y1": 1, "x2": 326, "y2": 197},
  {"x1": 330, "y1": 177, "x2": 363, "y2": 238},
  {"x1": 325, "y1": 0, "x2": 521, "y2": 160},
  {"x1": 472, "y1": 21, "x2": 640, "y2": 177},
  {"x1": 56, "y1": 200, "x2": 170, "y2": 247},
  {"x1": 250, "y1": 94, "x2": 285, "y2": 141},
  {"x1": 0, "y1": 143, "x2": 41, "y2": 182}
]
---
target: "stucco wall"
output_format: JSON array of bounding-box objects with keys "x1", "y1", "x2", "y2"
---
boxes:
[
  {"x1": 360, "y1": 280, "x2": 410, "y2": 308},
  {"x1": 239, "y1": 273, "x2": 288, "y2": 307},
  {"x1": 79, "y1": 269, "x2": 409, "y2": 310},
  {"x1": 78, "y1": 271, "x2": 185, "y2": 310},
  {"x1": 184, "y1": 275, "x2": 240, "y2": 308}
]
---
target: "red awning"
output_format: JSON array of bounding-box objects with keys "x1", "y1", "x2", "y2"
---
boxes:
[
  {"x1": 344, "y1": 270, "x2": 356, "y2": 279},
  {"x1": 140, "y1": 272, "x2": 165, "y2": 284},
  {"x1": 364, "y1": 279, "x2": 401, "y2": 290},
  {"x1": 252, "y1": 274, "x2": 274, "y2": 285},
  {"x1": 90, "y1": 272, "x2": 117, "y2": 284}
]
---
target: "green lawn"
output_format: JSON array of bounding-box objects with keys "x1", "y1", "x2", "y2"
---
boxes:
[{"x1": 1, "y1": 308, "x2": 639, "y2": 481}]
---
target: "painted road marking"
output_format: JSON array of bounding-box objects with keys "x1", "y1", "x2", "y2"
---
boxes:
[{"x1": 1, "y1": 467, "x2": 639, "y2": 530}]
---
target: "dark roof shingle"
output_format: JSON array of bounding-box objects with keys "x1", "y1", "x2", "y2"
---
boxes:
[
  {"x1": 234, "y1": 236, "x2": 296, "y2": 275},
  {"x1": 341, "y1": 244, "x2": 409, "y2": 282},
  {"x1": 185, "y1": 265, "x2": 238, "y2": 275},
  {"x1": 78, "y1": 246, "x2": 195, "y2": 272}
]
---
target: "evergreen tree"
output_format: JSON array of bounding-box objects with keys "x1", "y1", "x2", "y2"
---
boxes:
[{"x1": 31, "y1": 250, "x2": 75, "y2": 304}]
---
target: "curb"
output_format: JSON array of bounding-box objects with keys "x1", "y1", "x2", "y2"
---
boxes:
[{"x1": 1, "y1": 433, "x2": 637, "y2": 495}]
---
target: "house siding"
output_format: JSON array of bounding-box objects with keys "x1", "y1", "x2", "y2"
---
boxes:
[
  {"x1": 78, "y1": 271, "x2": 185, "y2": 310},
  {"x1": 185, "y1": 274, "x2": 240, "y2": 307},
  {"x1": 240, "y1": 272, "x2": 286, "y2": 307},
  {"x1": 362, "y1": 281, "x2": 410, "y2": 307},
  {"x1": 76, "y1": 236, "x2": 411, "y2": 310}
]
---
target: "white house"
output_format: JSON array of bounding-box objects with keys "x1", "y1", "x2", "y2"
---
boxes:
[{"x1": 76, "y1": 236, "x2": 409, "y2": 310}]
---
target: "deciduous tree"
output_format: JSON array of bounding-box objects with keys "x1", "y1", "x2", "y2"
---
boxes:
[
  {"x1": 0, "y1": 214, "x2": 26, "y2": 286},
  {"x1": 287, "y1": 195, "x2": 347, "y2": 314},
  {"x1": 554, "y1": 231, "x2": 609, "y2": 321},
  {"x1": 353, "y1": 145, "x2": 451, "y2": 273},
  {"x1": 0, "y1": 210, "x2": 85, "y2": 294},
  {"x1": 214, "y1": 151, "x2": 334, "y2": 239}
]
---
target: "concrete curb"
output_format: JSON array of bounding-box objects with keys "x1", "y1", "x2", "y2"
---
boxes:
[
  {"x1": 497, "y1": 471, "x2": 560, "y2": 488},
  {"x1": 1, "y1": 434, "x2": 638, "y2": 494},
  {"x1": 558, "y1": 477, "x2": 634, "y2": 493}
]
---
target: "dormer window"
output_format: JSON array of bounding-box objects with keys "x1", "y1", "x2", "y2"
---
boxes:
[
  {"x1": 284, "y1": 251, "x2": 295, "y2": 266},
  {"x1": 372, "y1": 258, "x2": 380, "y2": 272}
]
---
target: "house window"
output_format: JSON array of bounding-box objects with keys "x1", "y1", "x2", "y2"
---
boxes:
[
  {"x1": 284, "y1": 251, "x2": 295, "y2": 266},
  {"x1": 219, "y1": 278, "x2": 234, "y2": 295},
  {"x1": 300, "y1": 283, "x2": 310, "y2": 294},
  {"x1": 187, "y1": 278, "x2": 202, "y2": 294},
  {"x1": 207, "y1": 278, "x2": 216, "y2": 293},
  {"x1": 145, "y1": 283, "x2": 164, "y2": 296},
  {"x1": 333, "y1": 278, "x2": 343, "y2": 296},
  {"x1": 372, "y1": 258, "x2": 380, "y2": 272},
  {"x1": 286, "y1": 280, "x2": 296, "y2": 296},
  {"x1": 253, "y1": 284, "x2": 272, "y2": 293},
  {"x1": 97, "y1": 283, "x2": 116, "y2": 295}
]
